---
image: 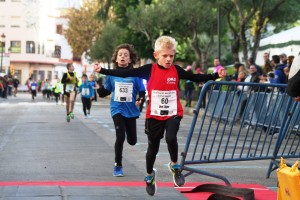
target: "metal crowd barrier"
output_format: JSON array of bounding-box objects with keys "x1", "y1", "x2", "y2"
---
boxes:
[{"x1": 180, "y1": 81, "x2": 300, "y2": 185}]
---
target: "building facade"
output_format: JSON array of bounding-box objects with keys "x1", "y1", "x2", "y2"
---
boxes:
[{"x1": 0, "y1": 0, "x2": 80, "y2": 84}]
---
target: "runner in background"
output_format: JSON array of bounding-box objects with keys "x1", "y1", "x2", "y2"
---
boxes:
[
  {"x1": 78, "y1": 74, "x2": 94, "y2": 118},
  {"x1": 89, "y1": 74, "x2": 98, "y2": 103},
  {"x1": 53, "y1": 78, "x2": 63, "y2": 105},
  {"x1": 30, "y1": 79, "x2": 38, "y2": 101},
  {"x1": 61, "y1": 63, "x2": 78, "y2": 122}
]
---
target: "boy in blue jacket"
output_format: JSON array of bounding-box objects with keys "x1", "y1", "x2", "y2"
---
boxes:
[{"x1": 78, "y1": 74, "x2": 94, "y2": 118}]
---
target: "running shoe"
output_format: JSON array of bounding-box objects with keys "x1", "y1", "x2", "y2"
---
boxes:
[
  {"x1": 168, "y1": 162, "x2": 185, "y2": 187},
  {"x1": 113, "y1": 165, "x2": 124, "y2": 177},
  {"x1": 70, "y1": 112, "x2": 74, "y2": 119},
  {"x1": 66, "y1": 115, "x2": 71, "y2": 123},
  {"x1": 144, "y1": 168, "x2": 157, "y2": 196},
  {"x1": 87, "y1": 110, "x2": 90, "y2": 115}
]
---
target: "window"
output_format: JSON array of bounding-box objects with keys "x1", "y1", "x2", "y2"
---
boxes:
[
  {"x1": 54, "y1": 45, "x2": 61, "y2": 58},
  {"x1": 0, "y1": 16, "x2": 5, "y2": 27},
  {"x1": 26, "y1": 41, "x2": 35, "y2": 53},
  {"x1": 47, "y1": 71, "x2": 52, "y2": 81},
  {"x1": 37, "y1": 43, "x2": 40, "y2": 54},
  {"x1": 56, "y1": 24, "x2": 63, "y2": 34},
  {"x1": 11, "y1": 16, "x2": 21, "y2": 28},
  {"x1": 10, "y1": 41, "x2": 21, "y2": 53},
  {"x1": 0, "y1": 41, "x2": 5, "y2": 53}
]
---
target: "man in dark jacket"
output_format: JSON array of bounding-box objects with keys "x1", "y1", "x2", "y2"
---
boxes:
[{"x1": 270, "y1": 55, "x2": 287, "y2": 84}]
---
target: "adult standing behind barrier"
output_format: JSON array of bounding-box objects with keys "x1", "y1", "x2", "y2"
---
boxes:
[
  {"x1": 12, "y1": 76, "x2": 20, "y2": 97},
  {"x1": 213, "y1": 58, "x2": 223, "y2": 73},
  {"x1": 94, "y1": 36, "x2": 226, "y2": 196},
  {"x1": 287, "y1": 54, "x2": 300, "y2": 102},
  {"x1": 184, "y1": 65, "x2": 195, "y2": 107}
]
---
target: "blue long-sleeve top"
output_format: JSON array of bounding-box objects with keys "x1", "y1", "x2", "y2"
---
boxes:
[{"x1": 78, "y1": 81, "x2": 94, "y2": 98}]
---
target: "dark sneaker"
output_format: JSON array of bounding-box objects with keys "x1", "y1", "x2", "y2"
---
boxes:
[
  {"x1": 144, "y1": 168, "x2": 157, "y2": 196},
  {"x1": 66, "y1": 115, "x2": 70, "y2": 123},
  {"x1": 168, "y1": 162, "x2": 185, "y2": 187},
  {"x1": 113, "y1": 165, "x2": 124, "y2": 177},
  {"x1": 70, "y1": 112, "x2": 74, "y2": 119}
]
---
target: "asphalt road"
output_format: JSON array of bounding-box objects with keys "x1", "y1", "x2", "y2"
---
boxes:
[{"x1": 0, "y1": 92, "x2": 281, "y2": 199}]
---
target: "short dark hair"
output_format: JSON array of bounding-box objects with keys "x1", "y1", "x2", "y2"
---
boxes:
[
  {"x1": 272, "y1": 55, "x2": 280, "y2": 64},
  {"x1": 248, "y1": 57, "x2": 255, "y2": 64},
  {"x1": 82, "y1": 74, "x2": 87, "y2": 78},
  {"x1": 66, "y1": 63, "x2": 73, "y2": 69}
]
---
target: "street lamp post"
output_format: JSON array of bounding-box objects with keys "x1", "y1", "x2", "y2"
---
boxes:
[{"x1": 0, "y1": 33, "x2": 6, "y2": 73}]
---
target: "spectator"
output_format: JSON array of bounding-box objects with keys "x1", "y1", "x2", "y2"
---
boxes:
[
  {"x1": 213, "y1": 58, "x2": 224, "y2": 73},
  {"x1": 284, "y1": 55, "x2": 295, "y2": 82},
  {"x1": 196, "y1": 67, "x2": 206, "y2": 108},
  {"x1": 287, "y1": 54, "x2": 300, "y2": 101},
  {"x1": 269, "y1": 55, "x2": 287, "y2": 85},
  {"x1": 0, "y1": 76, "x2": 4, "y2": 97},
  {"x1": 279, "y1": 53, "x2": 288, "y2": 66},
  {"x1": 184, "y1": 65, "x2": 195, "y2": 107},
  {"x1": 7, "y1": 76, "x2": 13, "y2": 96},
  {"x1": 1, "y1": 75, "x2": 8, "y2": 98},
  {"x1": 12, "y1": 75, "x2": 20, "y2": 97},
  {"x1": 239, "y1": 65, "x2": 260, "y2": 125},
  {"x1": 247, "y1": 57, "x2": 263, "y2": 75},
  {"x1": 262, "y1": 52, "x2": 273, "y2": 74}
]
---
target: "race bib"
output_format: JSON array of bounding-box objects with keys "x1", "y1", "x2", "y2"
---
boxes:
[
  {"x1": 150, "y1": 90, "x2": 177, "y2": 116},
  {"x1": 114, "y1": 82, "x2": 133, "y2": 102},
  {"x1": 66, "y1": 84, "x2": 75, "y2": 92},
  {"x1": 57, "y1": 85, "x2": 63, "y2": 90},
  {"x1": 31, "y1": 86, "x2": 36, "y2": 90},
  {"x1": 82, "y1": 88, "x2": 90, "y2": 96}
]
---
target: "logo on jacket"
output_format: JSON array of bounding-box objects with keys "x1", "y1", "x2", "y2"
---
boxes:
[{"x1": 167, "y1": 77, "x2": 176, "y2": 84}]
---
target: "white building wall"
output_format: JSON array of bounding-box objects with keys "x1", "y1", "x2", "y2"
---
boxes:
[{"x1": 0, "y1": 0, "x2": 77, "y2": 84}]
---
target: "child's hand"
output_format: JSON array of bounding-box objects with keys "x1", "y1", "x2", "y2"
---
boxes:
[
  {"x1": 94, "y1": 63, "x2": 101, "y2": 73},
  {"x1": 295, "y1": 96, "x2": 300, "y2": 102},
  {"x1": 218, "y1": 68, "x2": 226, "y2": 78},
  {"x1": 136, "y1": 97, "x2": 143, "y2": 107}
]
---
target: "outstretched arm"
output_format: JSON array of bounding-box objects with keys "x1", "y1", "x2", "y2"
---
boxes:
[{"x1": 94, "y1": 63, "x2": 152, "y2": 80}]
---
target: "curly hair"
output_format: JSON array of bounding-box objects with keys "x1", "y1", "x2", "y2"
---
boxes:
[{"x1": 111, "y1": 44, "x2": 138, "y2": 68}]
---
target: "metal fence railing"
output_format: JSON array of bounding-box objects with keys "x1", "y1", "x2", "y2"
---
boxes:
[{"x1": 180, "y1": 81, "x2": 300, "y2": 185}]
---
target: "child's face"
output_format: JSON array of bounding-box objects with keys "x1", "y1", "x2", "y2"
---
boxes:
[
  {"x1": 116, "y1": 48, "x2": 131, "y2": 67},
  {"x1": 68, "y1": 65, "x2": 75, "y2": 72},
  {"x1": 82, "y1": 76, "x2": 87, "y2": 82},
  {"x1": 153, "y1": 48, "x2": 176, "y2": 68}
]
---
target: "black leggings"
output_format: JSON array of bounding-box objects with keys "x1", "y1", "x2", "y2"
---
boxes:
[
  {"x1": 81, "y1": 97, "x2": 91, "y2": 116},
  {"x1": 112, "y1": 113, "x2": 137, "y2": 166},
  {"x1": 54, "y1": 92, "x2": 60, "y2": 103},
  {"x1": 145, "y1": 116, "x2": 181, "y2": 174}
]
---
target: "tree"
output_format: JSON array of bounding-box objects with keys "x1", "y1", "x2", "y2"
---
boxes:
[
  {"x1": 65, "y1": 0, "x2": 102, "y2": 60},
  {"x1": 127, "y1": 0, "x2": 217, "y2": 71},
  {"x1": 89, "y1": 22, "x2": 123, "y2": 68},
  {"x1": 225, "y1": 0, "x2": 300, "y2": 64},
  {"x1": 250, "y1": 0, "x2": 300, "y2": 61}
]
